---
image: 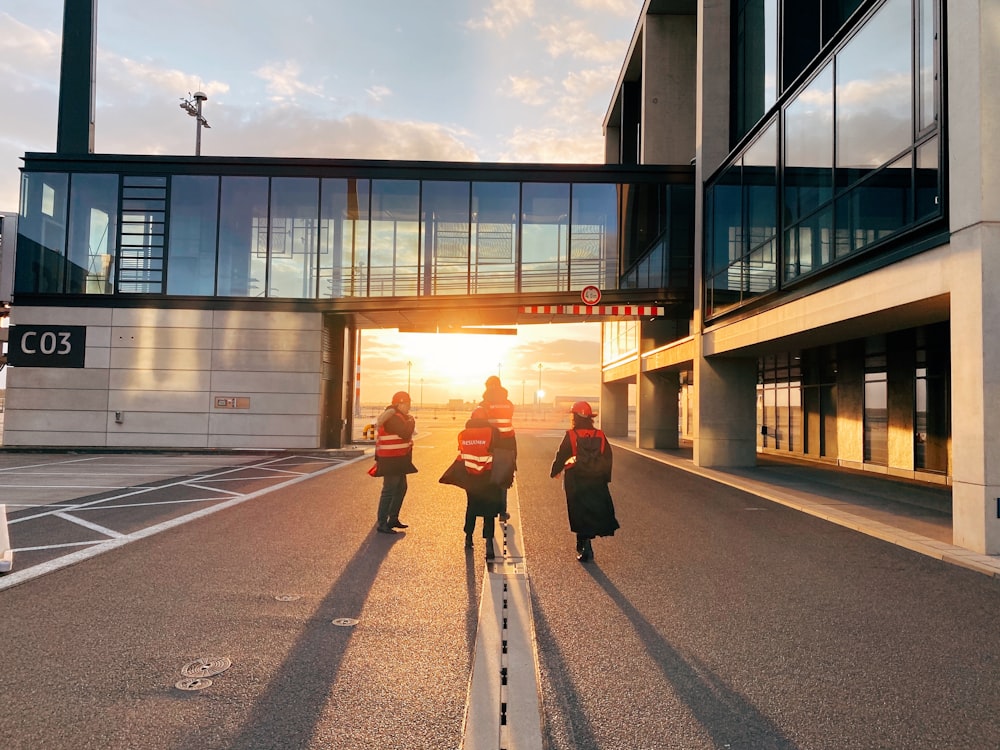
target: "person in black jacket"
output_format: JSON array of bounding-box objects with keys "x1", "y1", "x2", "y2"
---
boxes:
[
  {"x1": 479, "y1": 375, "x2": 517, "y2": 522},
  {"x1": 550, "y1": 400, "x2": 619, "y2": 562},
  {"x1": 372, "y1": 391, "x2": 417, "y2": 534},
  {"x1": 459, "y1": 407, "x2": 504, "y2": 560}
]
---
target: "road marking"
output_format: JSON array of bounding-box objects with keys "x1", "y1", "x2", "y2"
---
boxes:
[
  {"x1": 0, "y1": 454, "x2": 368, "y2": 591},
  {"x1": 52, "y1": 512, "x2": 125, "y2": 538},
  {"x1": 461, "y1": 485, "x2": 544, "y2": 750}
]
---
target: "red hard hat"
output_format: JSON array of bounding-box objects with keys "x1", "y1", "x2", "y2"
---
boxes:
[
  {"x1": 571, "y1": 401, "x2": 593, "y2": 418},
  {"x1": 471, "y1": 406, "x2": 489, "y2": 420},
  {"x1": 392, "y1": 391, "x2": 411, "y2": 405}
]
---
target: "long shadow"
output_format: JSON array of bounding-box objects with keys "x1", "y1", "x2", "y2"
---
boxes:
[
  {"x1": 465, "y1": 546, "x2": 480, "y2": 655},
  {"x1": 529, "y1": 586, "x2": 604, "y2": 750},
  {"x1": 586, "y1": 565, "x2": 800, "y2": 749},
  {"x1": 188, "y1": 528, "x2": 400, "y2": 749}
]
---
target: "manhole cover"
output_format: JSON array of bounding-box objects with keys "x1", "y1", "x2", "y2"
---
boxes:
[
  {"x1": 181, "y1": 657, "x2": 232, "y2": 678},
  {"x1": 275, "y1": 594, "x2": 302, "y2": 602},
  {"x1": 175, "y1": 677, "x2": 213, "y2": 691},
  {"x1": 332, "y1": 617, "x2": 359, "y2": 627}
]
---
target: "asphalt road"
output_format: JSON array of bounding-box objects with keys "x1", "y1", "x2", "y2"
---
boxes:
[{"x1": 1, "y1": 430, "x2": 999, "y2": 750}]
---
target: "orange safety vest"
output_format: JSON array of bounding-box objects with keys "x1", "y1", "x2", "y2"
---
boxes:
[
  {"x1": 376, "y1": 424, "x2": 413, "y2": 458},
  {"x1": 483, "y1": 400, "x2": 515, "y2": 438},
  {"x1": 459, "y1": 426, "x2": 494, "y2": 474}
]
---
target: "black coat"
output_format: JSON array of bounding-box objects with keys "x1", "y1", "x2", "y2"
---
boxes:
[{"x1": 550, "y1": 430, "x2": 619, "y2": 537}]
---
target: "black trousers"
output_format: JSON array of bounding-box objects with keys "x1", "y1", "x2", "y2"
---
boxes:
[{"x1": 464, "y1": 507, "x2": 496, "y2": 539}]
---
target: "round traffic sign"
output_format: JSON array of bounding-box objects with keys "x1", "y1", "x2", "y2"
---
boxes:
[{"x1": 581, "y1": 285, "x2": 602, "y2": 305}]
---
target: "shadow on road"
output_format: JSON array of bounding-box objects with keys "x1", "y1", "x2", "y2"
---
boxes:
[
  {"x1": 195, "y1": 528, "x2": 400, "y2": 750},
  {"x1": 585, "y1": 565, "x2": 800, "y2": 749}
]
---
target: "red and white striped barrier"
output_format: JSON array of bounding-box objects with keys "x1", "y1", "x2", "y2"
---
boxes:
[{"x1": 519, "y1": 304, "x2": 665, "y2": 317}]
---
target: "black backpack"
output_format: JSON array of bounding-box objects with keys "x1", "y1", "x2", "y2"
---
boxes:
[{"x1": 571, "y1": 430, "x2": 611, "y2": 478}]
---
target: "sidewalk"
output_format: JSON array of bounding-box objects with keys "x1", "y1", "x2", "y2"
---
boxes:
[{"x1": 611, "y1": 439, "x2": 1000, "y2": 578}]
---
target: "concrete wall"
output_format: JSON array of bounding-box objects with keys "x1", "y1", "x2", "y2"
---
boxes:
[
  {"x1": 642, "y1": 14, "x2": 697, "y2": 164},
  {"x1": 3, "y1": 306, "x2": 324, "y2": 449}
]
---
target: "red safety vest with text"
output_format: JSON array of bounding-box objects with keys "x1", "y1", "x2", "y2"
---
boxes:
[
  {"x1": 484, "y1": 400, "x2": 515, "y2": 438},
  {"x1": 459, "y1": 426, "x2": 494, "y2": 474},
  {"x1": 376, "y1": 424, "x2": 413, "y2": 458}
]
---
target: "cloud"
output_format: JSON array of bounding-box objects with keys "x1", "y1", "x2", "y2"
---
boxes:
[
  {"x1": 498, "y1": 126, "x2": 605, "y2": 163},
  {"x1": 537, "y1": 19, "x2": 626, "y2": 63},
  {"x1": 575, "y1": 0, "x2": 642, "y2": 16},
  {"x1": 466, "y1": 0, "x2": 536, "y2": 35},
  {"x1": 501, "y1": 75, "x2": 552, "y2": 106},
  {"x1": 365, "y1": 85, "x2": 393, "y2": 103},
  {"x1": 255, "y1": 60, "x2": 324, "y2": 102}
]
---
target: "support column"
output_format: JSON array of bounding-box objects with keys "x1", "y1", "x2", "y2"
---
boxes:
[
  {"x1": 693, "y1": 354, "x2": 757, "y2": 467},
  {"x1": 600, "y1": 380, "x2": 629, "y2": 438},
  {"x1": 637, "y1": 370, "x2": 679, "y2": 449},
  {"x1": 947, "y1": 1, "x2": 1000, "y2": 554},
  {"x1": 57, "y1": 0, "x2": 97, "y2": 154}
]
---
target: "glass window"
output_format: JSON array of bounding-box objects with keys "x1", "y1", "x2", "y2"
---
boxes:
[
  {"x1": 269, "y1": 177, "x2": 319, "y2": 299},
  {"x1": 521, "y1": 183, "x2": 569, "y2": 292},
  {"x1": 915, "y1": 137, "x2": 939, "y2": 221},
  {"x1": 370, "y1": 180, "x2": 419, "y2": 297},
  {"x1": 836, "y1": 0, "x2": 913, "y2": 178},
  {"x1": 864, "y1": 336, "x2": 888, "y2": 465},
  {"x1": 733, "y1": 0, "x2": 778, "y2": 141},
  {"x1": 835, "y1": 152, "x2": 912, "y2": 259},
  {"x1": 571, "y1": 183, "x2": 617, "y2": 290},
  {"x1": 784, "y1": 64, "x2": 834, "y2": 224},
  {"x1": 167, "y1": 175, "x2": 218, "y2": 296},
  {"x1": 471, "y1": 182, "x2": 518, "y2": 294},
  {"x1": 320, "y1": 178, "x2": 369, "y2": 299},
  {"x1": 66, "y1": 174, "x2": 118, "y2": 294},
  {"x1": 622, "y1": 183, "x2": 663, "y2": 268},
  {"x1": 706, "y1": 165, "x2": 742, "y2": 278},
  {"x1": 917, "y1": 0, "x2": 937, "y2": 132},
  {"x1": 421, "y1": 180, "x2": 471, "y2": 296},
  {"x1": 15, "y1": 172, "x2": 68, "y2": 293},
  {"x1": 217, "y1": 176, "x2": 269, "y2": 297}
]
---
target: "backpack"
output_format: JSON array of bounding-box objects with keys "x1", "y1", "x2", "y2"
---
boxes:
[{"x1": 570, "y1": 430, "x2": 611, "y2": 478}]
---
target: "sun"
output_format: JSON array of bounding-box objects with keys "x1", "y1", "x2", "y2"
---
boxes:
[{"x1": 400, "y1": 331, "x2": 518, "y2": 391}]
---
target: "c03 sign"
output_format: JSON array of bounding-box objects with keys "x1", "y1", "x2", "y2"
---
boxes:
[{"x1": 8, "y1": 325, "x2": 87, "y2": 368}]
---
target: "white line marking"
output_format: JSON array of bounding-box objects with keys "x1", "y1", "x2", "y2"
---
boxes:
[
  {"x1": 0, "y1": 454, "x2": 369, "y2": 591},
  {"x1": 0, "y1": 457, "x2": 103, "y2": 473},
  {"x1": 52, "y1": 512, "x2": 125, "y2": 539},
  {"x1": 14, "y1": 540, "x2": 104, "y2": 552}
]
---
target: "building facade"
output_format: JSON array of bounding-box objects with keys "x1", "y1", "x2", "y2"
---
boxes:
[{"x1": 600, "y1": 0, "x2": 1000, "y2": 554}]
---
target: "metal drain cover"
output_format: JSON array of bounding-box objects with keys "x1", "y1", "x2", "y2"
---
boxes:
[
  {"x1": 181, "y1": 657, "x2": 232, "y2": 678},
  {"x1": 175, "y1": 677, "x2": 213, "y2": 691},
  {"x1": 332, "y1": 617, "x2": 359, "y2": 627},
  {"x1": 275, "y1": 594, "x2": 302, "y2": 602}
]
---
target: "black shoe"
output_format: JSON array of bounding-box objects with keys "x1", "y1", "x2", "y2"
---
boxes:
[
  {"x1": 376, "y1": 525, "x2": 398, "y2": 534},
  {"x1": 389, "y1": 520, "x2": 408, "y2": 529},
  {"x1": 485, "y1": 539, "x2": 496, "y2": 561},
  {"x1": 577, "y1": 539, "x2": 593, "y2": 562},
  {"x1": 499, "y1": 512, "x2": 510, "y2": 522},
  {"x1": 464, "y1": 533, "x2": 473, "y2": 549}
]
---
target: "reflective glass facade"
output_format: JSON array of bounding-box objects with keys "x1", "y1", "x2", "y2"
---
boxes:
[
  {"x1": 14, "y1": 161, "x2": 692, "y2": 302},
  {"x1": 709, "y1": 0, "x2": 943, "y2": 319}
]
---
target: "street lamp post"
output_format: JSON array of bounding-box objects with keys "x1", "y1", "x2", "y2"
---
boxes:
[
  {"x1": 179, "y1": 91, "x2": 211, "y2": 156},
  {"x1": 407, "y1": 361, "x2": 412, "y2": 396}
]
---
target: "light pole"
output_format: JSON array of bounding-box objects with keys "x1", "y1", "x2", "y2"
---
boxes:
[
  {"x1": 420, "y1": 377, "x2": 424, "y2": 409},
  {"x1": 407, "y1": 361, "x2": 412, "y2": 396},
  {"x1": 179, "y1": 91, "x2": 211, "y2": 156}
]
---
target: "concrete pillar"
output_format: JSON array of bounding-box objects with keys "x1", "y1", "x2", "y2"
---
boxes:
[
  {"x1": 642, "y1": 14, "x2": 697, "y2": 164},
  {"x1": 600, "y1": 380, "x2": 630, "y2": 438},
  {"x1": 638, "y1": 370, "x2": 680, "y2": 449},
  {"x1": 693, "y1": 355, "x2": 757, "y2": 467},
  {"x1": 947, "y1": 1, "x2": 1000, "y2": 553},
  {"x1": 836, "y1": 340, "x2": 864, "y2": 468},
  {"x1": 57, "y1": 0, "x2": 97, "y2": 154}
]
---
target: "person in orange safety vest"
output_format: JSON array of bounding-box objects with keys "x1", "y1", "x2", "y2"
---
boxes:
[
  {"x1": 372, "y1": 390, "x2": 417, "y2": 534},
  {"x1": 550, "y1": 400, "x2": 619, "y2": 562},
  {"x1": 479, "y1": 375, "x2": 516, "y2": 522},
  {"x1": 458, "y1": 407, "x2": 503, "y2": 560}
]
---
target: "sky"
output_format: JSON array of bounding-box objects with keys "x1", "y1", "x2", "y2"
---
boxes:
[{"x1": 0, "y1": 0, "x2": 644, "y2": 401}]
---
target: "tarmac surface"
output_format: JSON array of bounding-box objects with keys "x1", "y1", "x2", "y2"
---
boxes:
[{"x1": 1, "y1": 429, "x2": 999, "y2": 749}]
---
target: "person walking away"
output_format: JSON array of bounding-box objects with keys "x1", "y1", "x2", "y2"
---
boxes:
[
  {"x1": 550, "y1": 401, "x2": 619, "y2": 562},
  {"x1": 480, "y1": 375, "x2": 516, "y2": 521},
  {"x1": 372, "y1": 391, "x2": 417, "y2": 534},
  {"x1": 459, "y1": 407, "x2": 504, "y2": 560}
]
